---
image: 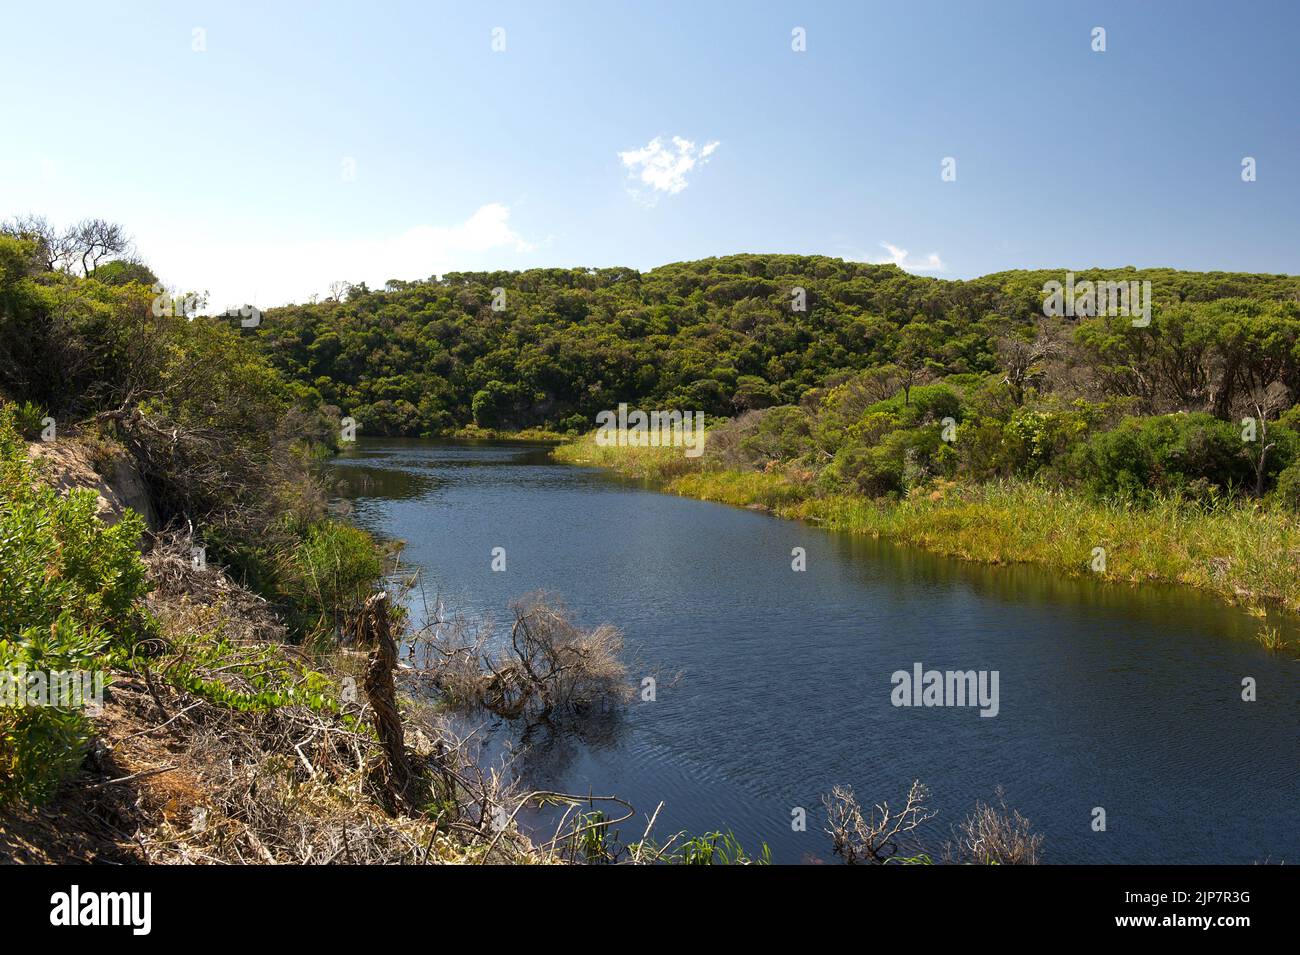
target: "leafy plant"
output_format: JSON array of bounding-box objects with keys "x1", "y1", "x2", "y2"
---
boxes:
[{"x1": 0, "y1": 407, "x2": 149, "y2": 805}]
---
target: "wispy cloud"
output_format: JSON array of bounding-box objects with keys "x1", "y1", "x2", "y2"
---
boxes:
[
  {"x1": 146, "y1": 203, "x2": 534, "y2": 312},
  {"x1": 619, "y1": 136, "x2": 720, "y2": 203},
  {"x1": 871, "y1": 241, "x2": 946, "y2": 273}
]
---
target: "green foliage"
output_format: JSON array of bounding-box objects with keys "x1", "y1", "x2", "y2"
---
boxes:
[
  {"x1": 0, "y1": 409, "x2": 149, "y2": 642},
  {"x1": 164, "y1": 632, "x2": 352, "y2": 718},
  {"x1": 471, "y1": 379, "x2": 530, "y2": 428},
  {"x1": 1077, "y1": 413, "x2": 1253, "y2": 501},
  {"x1": 999, "y1": 403, "x2": 1099, "y2": 476},
  {"x1": 11, "y1": 400, "x2": 46, "y2": 439},
  {"x1": 1274, "y1": 460, "x2": 1300, "y2": 511},
  {"x1": 249, "y1": 257, "x2": 1300, "y2": 441},
  {"x1": 0, "y1": 615, "x2": 105, "y2": 805},
  {"x1": 571, "y1": 809, "x2": 614, "y2": 863},
  {"x1": 0, "y1": 225, "x2": 381, "y2": 644},
  {"x1": 0, "y1": 407, "x2": 150, "y2": 805},
  {"x1": 273, "y1": 521, "x2": 384, "y2": 645},
  {"x1": 675, "y1": 830, "x2": 771, "y2": 865},
  {"x1": 739, "y1": 404, "x2": 814, "y2": 463},
  {"x1": 865, "y1": 382, "x2": 963, "y2": 425},
  {"x1": 90, "y1": 258, "x2": 158, "y2": 287}
]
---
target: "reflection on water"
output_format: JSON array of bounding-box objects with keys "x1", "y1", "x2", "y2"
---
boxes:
[{"x1": 333, "y1": 438, "x2": 1299, "y2": 864}]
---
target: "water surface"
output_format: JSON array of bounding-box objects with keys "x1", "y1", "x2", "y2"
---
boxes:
[{"x1": 332, "y1": 438, "x2": 1298, "y2": 864}]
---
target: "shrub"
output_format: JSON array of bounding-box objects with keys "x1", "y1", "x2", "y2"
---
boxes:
[
  {"x1": 738, "y1": 405, "x2": 813, "y2": 463},
  {"x1": 1077, "y1": 413, "x2": 1252, "y2": 500},
  {"x1": 865, "y1": 383, "x2": 963, "y2": 426},
  {"x1": 274, "y1": 521, "x2": 383, "y2": 645},
  {"x1": 1275, "y1": 461, "x2": 1300, "y2": 511},
  {"x1": 947, "y1": 789, "x2": 1043, "y2": 865},
  {"x1": 11, "y1": 400, "x2": 46, "y2": 440},
  {"x1": 472, "y1": 380, "x2": 527, "y2": 428},
  {"x1": 559, "y1": 412, "x2": 589, "y2": 435},
  {"x1": 0, "y1": 407, "x2": 150, "y2": 805},
  {"x1": 419, "y1": 593, "x2": 632, "y2": 721},
  {"x1": 1001, "y1": 404, "x2": 1094, "y2": 476},
  {"x1": 0, "y1": 614, "x2": 107, "y2": 804}
]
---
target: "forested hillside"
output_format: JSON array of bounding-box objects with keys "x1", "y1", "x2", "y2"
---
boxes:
[{"x1": 253, "y1": 255, "x2": 1300, "y2": 440}]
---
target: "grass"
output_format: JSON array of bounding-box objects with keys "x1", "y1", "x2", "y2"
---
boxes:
[
  {"x1": 446, "y1": 424, "x2": 567, "y2": 442},
  {"x1": 551, "y1": 431, "x2": 704, "y2": 480},
  {"x1": 1257, "y1": 625, "x2": 1286, "y2": 652},
  {"x1": 554, "y1": 433, "x2": 1300, "y2": 621}
]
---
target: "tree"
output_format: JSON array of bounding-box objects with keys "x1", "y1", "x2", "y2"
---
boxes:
[
  {"x1": 0, "y1": 215, "x2": 131, "y2": 275},
  {"x1": 1238, "y1": 381, "x2": 1290, "y2": 497},
  {"x1": 996, "y1": 321, "x2": 1062, "y2": 406},
  {"x1": 93, "y1": 258, "x2": 158, "y2": 287},
  {"x1": 72, "y1": 218, "x2": 131, "y2": 275},
  {"x1": 896, "y1": 320, "x2": 939, "y2": 405},
  {"x1": 1, "y1": 214, "x2": 76, "y2": 271}
]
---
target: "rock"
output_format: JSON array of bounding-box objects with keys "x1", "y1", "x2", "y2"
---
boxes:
[{"x1": 27, "y1": 437, "x2": 160, "y2": 531}]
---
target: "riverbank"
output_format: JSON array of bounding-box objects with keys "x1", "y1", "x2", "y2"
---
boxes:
[
  {"x1": 0, "y1": 423, "x2": 547, "y2": 864},
  {"x1": 553, "y1": 433, "x2": 1300, "y2": 634},
  {"x1": 444, "y1": 424, "x2": 566, "y2": 443}
]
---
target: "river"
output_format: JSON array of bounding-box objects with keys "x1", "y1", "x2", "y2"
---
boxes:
[{"x1": 331, "y1": 438, "x2": 1298, "y2": 864}]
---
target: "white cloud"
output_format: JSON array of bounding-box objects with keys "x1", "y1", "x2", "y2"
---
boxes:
[
  {"x1": 871, "y1": 242, "x2": 946, "y2": 273},
  {"x1": 145, "y1": 203, "x2": 534, "y2": 312},
  {"x1": 619, "y1": 136, "x2": 720, "y2": 202}
]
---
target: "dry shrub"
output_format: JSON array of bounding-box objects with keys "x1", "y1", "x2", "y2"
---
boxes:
[
  {"x1": 822, "y1": 780, "x2": 935, "y2": 864},
  {"x1": 946, "y1": 787, "x2": 1043, "y2": 865},
  {"x1": 119, "y1": 554, "x2": 544, "y2": 864},
  {"x1": 418, "y1": 592, "x2": 633, "y2": 721},
  {"x1": 823, "y1": 781, "x2": 1043, "y2": 865},
  {"x1": 145, "y1": 529, "x2": 287, "y2": 645},
  {"x1": 699, "y1": 410, "x2": 764, "y2": 470}
]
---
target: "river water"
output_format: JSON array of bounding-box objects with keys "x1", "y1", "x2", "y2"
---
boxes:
[{"x1": 331, "y1": 438, "x2": 1298, "y2": 864}]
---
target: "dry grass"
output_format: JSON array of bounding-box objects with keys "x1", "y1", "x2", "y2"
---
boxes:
[{"x1": 0, "y1": 529, "x2": 554, "y2": 865}]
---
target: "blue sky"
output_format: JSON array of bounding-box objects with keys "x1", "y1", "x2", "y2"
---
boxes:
[{"x1": 3, "y1": 0, "x2": 1297, "y2": 311}]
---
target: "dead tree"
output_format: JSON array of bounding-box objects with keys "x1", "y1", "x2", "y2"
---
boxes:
[
  {"x1": 1238, "y1": 382, "x2": 1290, "y2": 497},
  {"x1": 822, "y1": 780, "x2": 935, "y2": 864},
  {"x1": 360, "y1": 591, "x2": 418, "y2": 814},
  {"x1": 946, "y1": 788, "x2": 1043, "y2": 865}
]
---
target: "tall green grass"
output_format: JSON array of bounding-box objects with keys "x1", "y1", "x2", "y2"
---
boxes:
[{"x1": 552, "y1": 431, "x2": 705, "y2": 481}]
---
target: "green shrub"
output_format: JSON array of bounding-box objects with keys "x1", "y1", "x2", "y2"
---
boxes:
[
  {"x1": 1001, "y1": 404, "x2": 1094, "y2": 476},
  {"x1": 739, "y1": 405, "x2": 813, "y2": 462},
  {"x1": 1077, "y1": 413, "x2": 1251, "y2": 501},
  {"x1": 0, "y1": 613, "x2": 107, "y2": 804},
  {"x1": 1275, "y1": 461, "x2": 1300, "y2": 511},
  {"x1": 12, "y1": 400, "x2": 46, "y2": 440},
  {"x1": 865, "y1": 383, "x2": 963, "y2": 426},
  {"x1": 274, "y1": 521, "x2": 383, "y2": 645},
  {"x1": 559, "y1": 413, "x2": 589, "y2": 435},
  {"x1": 472, "y1": 380, "x2": 529, "y2": 428},
  {"x1": 0, "y1": 407, "x2": 150, "y2": 805}
]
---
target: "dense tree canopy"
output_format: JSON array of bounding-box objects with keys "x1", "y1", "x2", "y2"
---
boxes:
[{"x1": 249, "y1": 255, "x2": 1300, "y2": 442}]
